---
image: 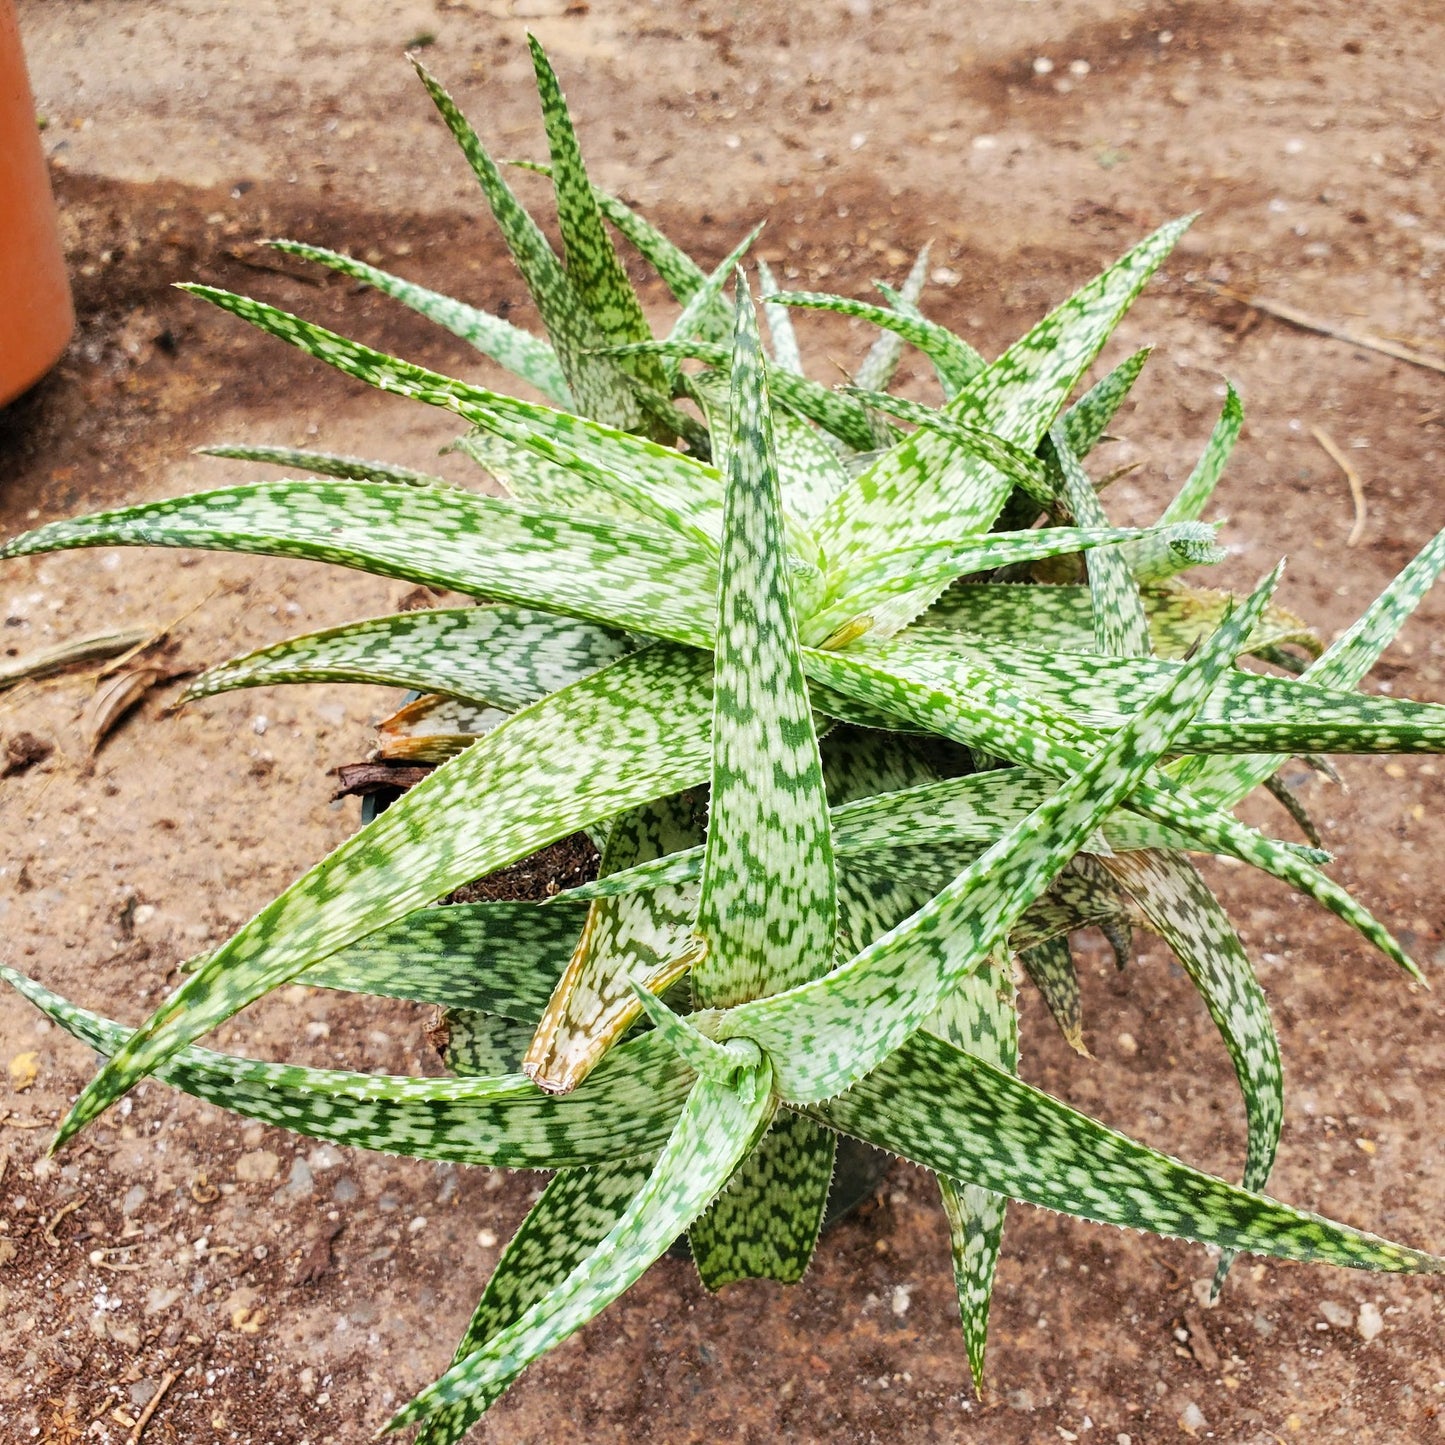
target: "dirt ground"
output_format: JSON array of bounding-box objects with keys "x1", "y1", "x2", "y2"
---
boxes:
[{"x1": 3, "y1": 1, "x2": 1445, "y2": 1441}]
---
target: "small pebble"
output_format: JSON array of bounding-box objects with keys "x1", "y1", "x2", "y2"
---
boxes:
[
  {"x1": 1320, "y1": 1299, "x2": 1352, "y2": 1328},
  {"x1": 477, "y1": 1228, "x2": 498, "y2": 1248},
  {"x1": 1357, "y1": 1301, "x2": 1384, "y2": 1341},
  {"x1": 1178, "y1": 1401, "x2": 1207, "y2": 1434}
]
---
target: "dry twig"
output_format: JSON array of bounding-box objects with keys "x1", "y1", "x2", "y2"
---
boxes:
[
  {"x1": 1310, "y1": 425, "x2": 1368, "y2": 546},
  {"x1": 1209, "y1": 285, "x2": 1445, "y2": 376},
  {"x1": 129, "y1": 1368, "x2": 180, "y2": 1444}
]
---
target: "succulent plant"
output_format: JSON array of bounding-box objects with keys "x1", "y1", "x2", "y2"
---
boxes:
[{"x1": 7, "y1": 40, "x2": 1445, "y2": 1438}]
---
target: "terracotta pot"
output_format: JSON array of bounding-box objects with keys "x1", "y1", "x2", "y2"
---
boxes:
[{"x1": 0, "y1": 0, "x2": 72, "y2": 406}]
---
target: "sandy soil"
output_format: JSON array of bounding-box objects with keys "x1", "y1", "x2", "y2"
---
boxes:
[{"x1": 3, "y1": 1, "x2": 1445, "y2": 1441}]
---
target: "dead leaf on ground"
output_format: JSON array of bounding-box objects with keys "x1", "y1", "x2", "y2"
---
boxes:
[{"x1": 84, "y1": 665, "x2": 172, "y2": 756}]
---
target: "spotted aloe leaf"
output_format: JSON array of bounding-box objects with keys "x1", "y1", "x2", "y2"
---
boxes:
[
  {"x1": 853, "y1": 245, "x2": 940, "y2": 394},
  {"x1": 805, "y1": 638, "x2": 1420, "y2": 978},
  {"x1": 812, "y1": 1029, "x2": 1440, "y2": 1274},
  {"x1": 1159, "y1": 382, "x2": 1244, "y2": 525},
  {"x1": 527, "y1": 38, "x2": 665, "y2": 397},
  {"x1": 772, "y1": 409, "x2": 851, "y2": 524},
  {"x1": 196, "y1": 443, "x2": 451, "y2": 488},
  {"x1": 1008, "y1": 857, "x2": 1145, "y2": 961},
  {"x1": 804, "y1": 520, "x2": 1216, "y2": 646},
  {"x1": 511, "y1": 158, "x2": 730, "y2": 337},
  {"x1": 757, "y1": 257, "x2": 804, "y2": 374},
  {"x1": 834, "y1": 388, "x2": 1055, "y2": 505},
  {"x1": 1045, "y1": 426, "x2": 1153, "y2": 657},
  {"x1": 709, "y1": 569, "x2": 1278, "y2": 1104},
  {"x1": 262, "y1": 239, "x2": 572, "y2": 405},
  {"x1": 410, "y1": 57, "x2": 643, "y2": 428},
  {"x1": 1126, "y1": 393, "x2": 1249, "y2": 578},
  {"x1": 414, "y1": 1159, "x2": 654, "y2": 1445},
  {"x1": 921, "y1": 632, "x2": 1445, "y2": 757},
  {"x1": 175, "y1": 291, "x2": 721, "y2": 538},
  {"x1": 442, "y1": 1010, "x2": 536, "y2": 1076},
  {"x1": 186, "y1": 605, "x2": 631, "y2": 709},
  {"x1": 46, "y1": 645, "x2": 716, "y2": 1149},
  {"x1": 1061, "y1": 346, "x2": 1153, "y2": 459},
  {"x1": 774, "y1": 288, "x2": 983, "y2": 396},
  {"x1": 688, "y1": 1109, "x2": 837, "y2": 1289},
  {"x1": 1102, "y1": 847, "x2": 1282, "y2": 1293},
  {"x1": 1184, "y1": 526, "x2": 1445, "y2": 806},
  {"x1": 524, "y1": 791, "x2": 704, "y2": 1094},
  {"x1": 556, "y1": 763, "x2": 1234, "y2": 906},
  {"x1": 299, "y1": 901, "x2": 585, "y2": 1015},
  {"x1": 1017, "y1": 935, "x2": 1086, "y2": 1054},
  {"x1": 929, "y1": 955, "x2": 1017, "y2": 1392},
  {"x1": 921, "y1": 578, "x2": 1318, "y2": 662},
  {"x1": 693, "y1": 286, "x2": 837, "y2": 1009},
  {"x1": 0, "y1": 480, "x2": 717, "y2": 649},
  {"x1": 603, "y1": 337, "x2": 886, "y2": 452},
  {"x1": 387, "y1": 1046, "x2": 776, "y2": 1432},
  {"x1": 812, "y1": 217, "x2": 1195, "y2": 623},
  {"x1": 3, "y1": 966, "x2": 691, "y2": 1170}
]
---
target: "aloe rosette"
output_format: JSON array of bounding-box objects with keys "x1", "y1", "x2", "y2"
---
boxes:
[{"x1": 6, "y1": 41, "x2": 1445, "y2": 1436}]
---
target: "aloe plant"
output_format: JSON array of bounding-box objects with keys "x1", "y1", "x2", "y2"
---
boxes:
[{"x1": 6, "y1": 41, "x2": 1445, "y2": 1437}]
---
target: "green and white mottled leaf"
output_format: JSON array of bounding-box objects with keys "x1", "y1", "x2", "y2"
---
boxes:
[
  {"x1": 301, "y1": 901, "x2": 585, "y2": 1015},
  {"x1": 388, "y1": 1047, "x2": 774, "y2": 1431},
  {"x1": 757, "y1": 257, "x2": 804, "y2": 375},
  {"x1": 186, "y1": 605, "x2": 631, "y2": 709},
  {"x1": 805, "y1": 637, "x2": 1419, "y2": 978},
  {"x1": 774, "y1": 288, "x2": 981, "y2": 396},
  {"x1": 772, "y1": 409, "x2": 851, "y2": 525},
  {"x1": 813, "y1": 218, "x2": 1194, "y2": 618},
  {"x1": 806, "y1": 521, "x2": 1216, "y2": 647},
  {"x1": 443, "y1": 1010, "x2": 536, "y2": 1076},
  {"x1": 3, "y1": 966, "x2": 691, "y2": 1170},
  {"x1": 917, "y1": 630, "x2": 1445, "y2": 757},
  {"x1": 195, "y1": 443, "x2": 451, "y2": 489},
  {"x1": 708, "y1": 570, "x2": 1277, "y2": 1103},
  {"x1": 1159, "y1": 382, "x2": 1243, "y2": 524},
  {"x1": 688, "y1": 1109, "x2": 836, "y2": 1288},
  {"x1": 812, "y1": 1029, "x2": 1441, "y2": 1273},
  {"x1": 836, "y1": 388, "x2": 1055, "y2": 506},
  {"x1": 264, "y1": 239, "x2": 571, "y2": 404},
  {"x1": 528, "y1": 38, "x2": 662, "y2": 388},
  {"x1": 930, "y1": 954, "x2": 1017, "y2": 1393},
  {"x1": 1009, "y1": 858, "x2": 1145, "y2": 959},
  {"x1": 1102, "y1": 847, "x2": 1282, "y2": 1293},
  {"x1": 525, "y1": 791, "x2": 704, "y2": 1094},
  {"x1": 1186, "y1": 527, "x2": 1445, "y2": 805},
  {"x1": 694, "y1": 288, "x2": 837, "y2": 1008},
  {"x1": 449, "y1": 427, "x2": 654, "y2": 528},
  {"x1": 921, "y1": 578, "x2": 1318, "y2": 662},
  {"x1": 414, "y1": 1159, "x2": 653, "y2": 1445},
  {"x1": 1045, "y1": 426, "x2": 1152, "y2": 658},
  {"x1": 46, "y1": 646, "x2": 716, "y2": 1149},
  {"x1": 600, "y1": 337, "x2": 886, "y2": 453},
  {"x1": 1060, "y1": 347, "x2": 1152, "y2": 460},
  {"x1": 410, "y1": 57, "x2": 641, "y2": 427},
  {"x1": 1, "y1": 481, "x2": 717, "y2": 650},
  {"x1": 1018, "y1": 935, "x2": 1086, "y2": 1054},
  {"x1": 854, "y1": 246, "x2": 941, "y2": 394}
]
